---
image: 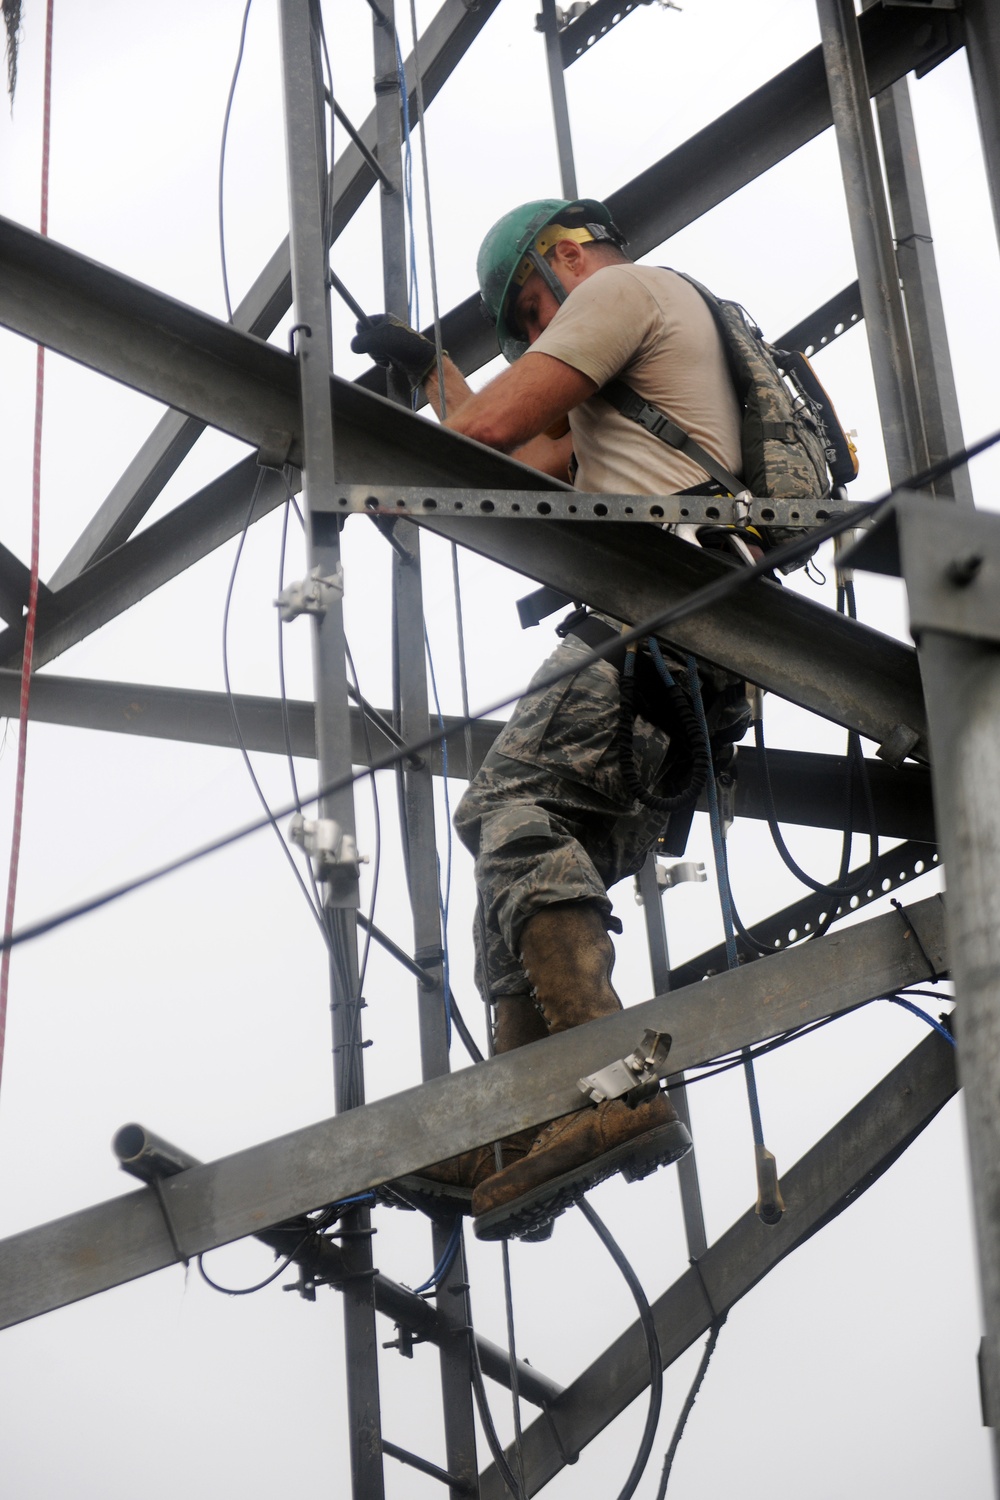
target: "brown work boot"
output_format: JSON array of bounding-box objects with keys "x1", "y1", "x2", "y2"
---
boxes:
[
  {"x1": 472, "y1": 1090, "x2": 691, "y2": 1241},
  {"x1": 382, "y1": 994, "x2": 549, "y2": 1226},
  {"x1": 517, "y1": 900, "x2": 621, "y2": 1032},
  {"x1": 472, "y1": 901, "x2": 691, "y2": 1240}
]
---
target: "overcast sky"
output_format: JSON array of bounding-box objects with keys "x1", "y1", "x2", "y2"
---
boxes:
[{"x1": 0, "y1": 2, "x2": 998, "y2": 1497}]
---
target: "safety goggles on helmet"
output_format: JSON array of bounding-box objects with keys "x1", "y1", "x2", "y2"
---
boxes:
[{"x1": 476, "y1": 198, "x2": 625, "y2": 362}]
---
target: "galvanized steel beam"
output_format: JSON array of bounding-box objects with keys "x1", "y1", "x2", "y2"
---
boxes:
[
  {"x1": 0, "y1": 670, "x2": 936, "y2": 841},
  {"x1": 816, "y1": 0, "x2": 929, "y2": 486},
  {"x1": 0, "y1": 896, "x2": 946, "y2": 1331},
  {"x1": 415, "y1": 516, "x2": 929, "y2": 761},
  {"x1": 48, "y1": 0, "x2": 502, "y2": 587},
  {"x1": 479, "y1": 1029, "x2": 958, "y2": 1496}
]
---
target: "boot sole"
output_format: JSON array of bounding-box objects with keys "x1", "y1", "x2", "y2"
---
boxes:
[
  {"x1": 473, "y1": 1118, "x2": 692, "y2": 1243},
  {"x1": 379, "y1": 1177, "x2": 556, "y2": 1241}
]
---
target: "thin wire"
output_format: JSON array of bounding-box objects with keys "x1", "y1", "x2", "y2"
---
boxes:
[
  {"x1": 467, "y1": 1313, "x2": 527, "y2": 1500},
  {"x1": 423, "y1": 619, "x2": 453, "y2": 1044},
  {"x1": 654, "y1": 1319, "x2": 725, "y2": 1496},
  {"x1": 394, "y1": 34, "x2": 418, "y2": 328},
  {"x1": 578, "y1": 1198, "x2": 664, "y2": 1500},
  {"x1": 0, "y1": 0, "x2": 53, "y2": 1097},
  {"x1": 411, "y1": 1219, "x2": 462, "y2": 1295},
  {"x1": 221, "y1": 469, "x2": 332, "y2": 951},
  {"x1": 687, "y1": 656, "x2": 766, "y2": 1148},
  {"x1": 500, "y1": 1237, "x2": 528, "y2": 1497},
  {"x1": 5, "y1": 428, "x2": 1000, "y2": 957},
  {"x1": 345, "y1": 639, "x2": 382, "y2": 1001},
  {"x1": 882, "y1": 993, "x2": 956, "y2": 1047},
  {"x1": 198, "y1": 1232, "x2": 314, "y2": 1297},
  {"x1": 219, "y1": 0, "x2": 254, "y2": 322},
  {"x1": 406, "y1": 0, "x2": 448, "y2": 413}
]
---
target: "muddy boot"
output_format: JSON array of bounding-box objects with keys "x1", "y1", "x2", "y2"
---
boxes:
[
  {"x1": 382, "y1": 995, "x2": 547, "y2": 1224},
  {"x1": 471, "y1": 901, "x2": 691, "y2": 1241}
]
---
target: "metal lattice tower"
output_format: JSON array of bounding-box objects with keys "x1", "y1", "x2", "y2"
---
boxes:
[{"x1": 0, "y1": 2, "x2": 999, "y2": 1496}]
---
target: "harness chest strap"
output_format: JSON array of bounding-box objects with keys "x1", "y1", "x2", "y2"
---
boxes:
[{"x1": 600, "y1": 377, "x2": 748, "y2": 500}]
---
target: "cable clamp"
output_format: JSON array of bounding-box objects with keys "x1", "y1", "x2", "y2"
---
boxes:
[
  {"x1": 275, "y1": 563, "x2": 344, "y2": 622},
  {"x1": 577, "y1": 1029, "x2": 673, "y2": 1107},
  {"x1": 290, "y1": 813, "x2": 368, "y2": 876}
]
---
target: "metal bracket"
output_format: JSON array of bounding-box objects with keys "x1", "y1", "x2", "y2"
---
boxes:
[
  {"x1": 842, "y1": 490, "x2": 1000, "y2": 646},
  {"x1": 290, "y1": 813, "x2": 366, "y2": 876},
  {"x1": 577, "y1": 1029, "x2": 673, "y2": 1106},
  {"x1": 635, "y1": 859, "x2": 706, "y2": 905},
  {"x1": 275, "y1": 563, "x2": 344, "y2": 623}
]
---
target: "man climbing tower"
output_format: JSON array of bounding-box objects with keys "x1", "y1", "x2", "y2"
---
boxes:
[{"x1": 354, "y1": 198, "x2": 750, "y2": 1240}]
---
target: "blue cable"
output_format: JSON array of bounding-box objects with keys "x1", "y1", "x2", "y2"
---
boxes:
[
  {"x1": 882, "y1": 994, "x2": 956, "y2": 1048},
  {"x1": 412, "y1": 1219, "x2": 462, "y2": 1295},
  {"x1": 423, "y1": 621, "x2": 453, "y2": 1047},
  {"x1": 684, "y1": 652, "x2": 765, "y2": 1148}
]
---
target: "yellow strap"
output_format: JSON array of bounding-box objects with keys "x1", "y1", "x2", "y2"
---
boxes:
[{"x1": 510, "y1": 224, "x2": 595, "y2": 289}]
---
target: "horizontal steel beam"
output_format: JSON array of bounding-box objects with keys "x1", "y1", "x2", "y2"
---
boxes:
[
  {"x1": 734, "y1": 745, "x2": 934, "y2": 842},
  {"x1": 0, "y1": 897, "x2": 945, "y2": 1331},
  {"x1": 0, "y1": 212, "x2": 562, "y2": 487},
  {"x1": 49, "y1": 0, "x2": 501, "y2": 587},
  {"x1": 0, "y1": 671, "x2": 935, "y2": 839},
  {"x1": 480, "y1": 1028, "x2": 958, "y2": 1495},
  {"x1": 416, "y1": 516, "x2": 929, "y2": 760},
  {"x1": 0, "y1": 669, "x2": 499, "y2": 782}
]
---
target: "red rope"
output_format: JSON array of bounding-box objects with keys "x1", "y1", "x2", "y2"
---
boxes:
[{"x1": 0, "y1": 0, "x2": 55, "y2": 1089}]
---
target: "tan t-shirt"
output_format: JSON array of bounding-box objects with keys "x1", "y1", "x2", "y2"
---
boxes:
[{"x1": 528, "y1": 264, "x2": 743, "y2": 495}]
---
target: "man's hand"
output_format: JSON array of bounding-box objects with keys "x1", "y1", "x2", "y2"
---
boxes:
[{"x1": 350, "y1": 314, "x2": 440, "y2": 389}]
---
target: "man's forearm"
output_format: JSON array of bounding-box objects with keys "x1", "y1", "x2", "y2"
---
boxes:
[{"x1": 424, "y1": 355, "x2": 475, "y2": 421}]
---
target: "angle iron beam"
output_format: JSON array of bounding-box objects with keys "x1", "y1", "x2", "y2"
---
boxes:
[
  {"x1": 668, "y1": 838, "x2": 939, "y2": 990},
  {"x1": 414, "y1": 515, "x2": 929, "y2": 761},
  {"x1": 48, "y1": 0, "x2": 502, "y2": 587},
  {"x1": 775, "y1": 282, "x2": 863, "y2": 359},
  {"x1": 0, "y1": 668, "x2": 498, "y2": 780},
  {"x1": 279, "y1": 6, "x2": 383, "y2": 1493},
  {"x1": 962, "y1": 0, "x2": 1000, "y2": 256},
  {"x1": 0, "y1": 457, "x2": 290, "y2": 673},
  {"x1": 0, "y1": 212, "x2": 563, "y2": 494},
  {"x1": 0, "y1": 896, "x2": 946, "y2": 1331},
  {"x1": 0, "y1": 670, "x2": 936, "y2": 842},
  {"x1": 733, "y1": 744, "x2": 935, "y2": 843},
  {"x1": 479, "y1": 1028, "x2": 958, "y2": 1496},
  {"x1": 0, "y1": 541, "x2": 58, "y2": 629},
  {"x1": 816, "y1": 0, "x2": 929, "y2": 487},
  {"x1": 393, "y1": 3, "x2": 959, "y2": 390},
  {"x1": 876, "y1": 77, "x2": 973, "y2": 505}
]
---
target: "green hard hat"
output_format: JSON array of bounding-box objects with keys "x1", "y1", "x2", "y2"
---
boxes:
[{"x1": 477, "y1": 198, "x2": 621, "y2": 362}]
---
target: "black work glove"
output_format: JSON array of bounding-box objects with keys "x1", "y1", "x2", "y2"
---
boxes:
[{"x1": 350, "y1": 313, "x2": 440, "y2": 389}]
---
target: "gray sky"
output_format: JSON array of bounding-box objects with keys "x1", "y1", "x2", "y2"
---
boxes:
[{"x1": 0, "y1": 2, "x2": 997, "y2": 1496}]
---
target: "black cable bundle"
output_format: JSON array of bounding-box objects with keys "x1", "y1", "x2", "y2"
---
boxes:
[{"x1": 616, "y1": 648, "x2": 711, "y2": 815}]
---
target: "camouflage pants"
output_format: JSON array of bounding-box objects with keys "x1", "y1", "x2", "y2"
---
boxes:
[{"x1": 454, "y1": 631, "x2": 675, "y2": 1002}]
